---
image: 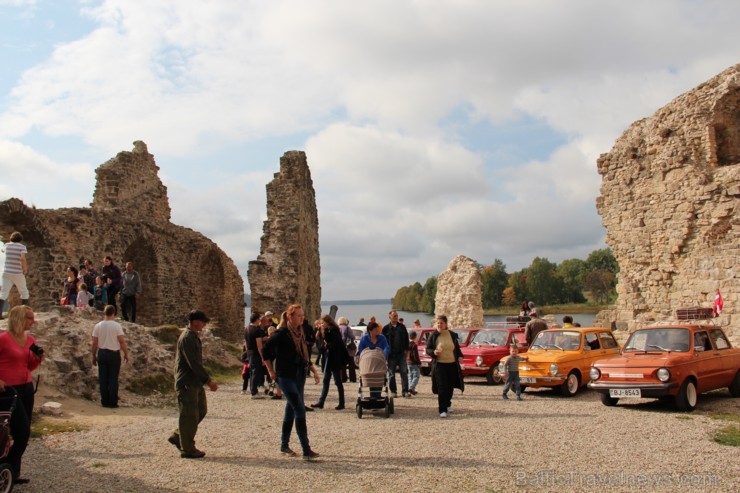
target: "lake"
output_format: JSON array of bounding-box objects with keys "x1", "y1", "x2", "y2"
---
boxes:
[{"x1": 246, "y1": 303, "x2": 597, "y2": 327}]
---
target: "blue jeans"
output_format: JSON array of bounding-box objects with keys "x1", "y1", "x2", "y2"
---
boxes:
[
  {"x1": 408, "y1": 364, "x2": 420, "y2": 391},
  {"x1": 317, "y1": 357, "x2": 344, "y2": 406},
  {"x1": 503, "y1": 371, "x2": 521, "y2": 397},
  {"x1": 277, "y1": 370, "x2": 310, "y2": 453},
  {"x1": 98, "y1": 349, "x2": 121, "y2": 407},
  {"x1": 387, "y1": 353, "x2": 408, "y2": 394}
]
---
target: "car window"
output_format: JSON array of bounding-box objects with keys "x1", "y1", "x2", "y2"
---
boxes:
[
  {"x1": 709, "y1": 329, "x2": 731, "y2": 350},
  {"x1": 533, "y1": 330, "x2": 580, "y2": 350},
  {"x1": 693, "y1": 331, "x2": 713, "y2": 352},
  {"x1": 420, "y1": 332, "x2": 431, "y2": 345},
  {"x1": 585, "y1": 333, "x2": 600, "y2": 350},
  {"x1": 599, "y1": 332, "x2": 618, "y2": 349},
  {"x1": 471, "y1": 330, "x2": 508, "y2": 346},
  {"x1": 625, "y1": 328, "x2": 690, "y2": 352}
]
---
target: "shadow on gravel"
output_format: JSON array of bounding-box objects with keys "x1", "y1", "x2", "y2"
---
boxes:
[
  {"x1": 204, "y1": 453, "x2": 513, "y2": 474},
  {"x1": 27, "y1": 447, "x2": 180, "y2": 493}
]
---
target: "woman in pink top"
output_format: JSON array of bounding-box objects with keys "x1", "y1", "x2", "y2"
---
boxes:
[{"x1": 0, "y1": 305, "x2": 43, "y2": 484}]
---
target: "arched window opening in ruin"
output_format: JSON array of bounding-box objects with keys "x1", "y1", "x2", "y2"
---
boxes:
[
  {"x1": 712, "y1": 88, "x2": 740, "y2": 167},
  {"x1": 123, "y1": 237, "x2": 159, "y2": 325}
]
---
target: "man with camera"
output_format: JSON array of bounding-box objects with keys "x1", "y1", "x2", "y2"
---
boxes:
[{"x1": 92, "y1": 305, "x2": 130, "y2": 408}]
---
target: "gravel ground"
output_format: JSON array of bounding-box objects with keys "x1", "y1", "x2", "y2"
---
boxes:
[{"x1": 21, "y1": 375, "x2": 740, "y2": 493}]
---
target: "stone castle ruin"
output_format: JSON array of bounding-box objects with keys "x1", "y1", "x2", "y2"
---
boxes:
[
  {"x1": 248, "y1": 151, "x2": 321, "y2": 324},
  {"x1": 435, "y1": 255, "x2": 484, "y2": 328},
  {"x1": 0, "y1": 141, "x2": 244, "y2": 340},
  {"x1": 596, "y1": 64, "x2": 739, "y2": 340}
]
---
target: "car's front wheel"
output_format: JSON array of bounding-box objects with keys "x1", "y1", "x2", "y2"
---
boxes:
[
  {"x1": 486, "y1": 365, "x2": 503, "y2": 385},
  {"x1": 674, "y1": 379, "x2": 698, "y2": 412},
  {"x1": 560, "y1": 371, "x2": 580, "y2": 397},
  {"x1": 600, "y1": 393, "x2": 619, "y2": 407},
  {"x1": 729, "y1": 371, "x2": 740, "y2": 398}
]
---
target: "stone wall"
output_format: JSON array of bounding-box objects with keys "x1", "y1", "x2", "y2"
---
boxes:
[
  {"x1": 435, "y1": 255, "x2": 484, "y2": 329},
  {"x1": 248, "y1": 151, "x2": 321, "y2": 323},
  {"x1": 595, "y1": 64, "x2": 739, "y2": 343},
  {"x1": 0, "y1": 142, "x2": 245, "y2": 340}
]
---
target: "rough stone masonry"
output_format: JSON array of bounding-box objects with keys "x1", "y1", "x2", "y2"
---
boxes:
[
  {"x1": 595, "y1": 64, "x2": 739, "y2": 343},
  {"x1": 248, "y1": 151, "x2": 321, "y2": 324},
  {"x1": 0, "y1": 141, "x2": 244, "y2": 340},
  {"x1": 435, "y1": 255, "x2": 484, "y2": 329}
]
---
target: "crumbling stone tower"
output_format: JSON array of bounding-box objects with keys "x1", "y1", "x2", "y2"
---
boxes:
[
  {"x1": 435, "y1": 255, "x2": 484, "y2": 329},
  {"x1": 596, "y1": 64, "x2": 739, "y2": 340},
  {"x1": 0, "y1": 141, "x2": 245, "y2": 339},
  {"x1": 248, "y1": 151, "x2": 321, "y2": 323}
]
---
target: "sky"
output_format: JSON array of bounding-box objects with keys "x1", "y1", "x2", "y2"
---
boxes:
[{"x1": 0, "y1": 1, "x2": 738, "y2": 301}]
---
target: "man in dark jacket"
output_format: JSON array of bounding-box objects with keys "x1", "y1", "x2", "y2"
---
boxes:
[
  {"x1": 382, "y1": 310, "x2": 410, "y2": 397},
  {"x1": 169, "y1": 310, "x2": 218, "y2": 459}
]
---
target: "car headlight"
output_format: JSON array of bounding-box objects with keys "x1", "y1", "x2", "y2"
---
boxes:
[
  {"x1": 549, "y1": 364, "x2": 559, "y2": 376},
  {"x1": 475, "y1": 356, "x2": 483, "y2": 366},
  {"x1": 589, "y1": 367, "x2": 601, "y2": 380},
  {"x1": 656, "y1": 367, "x2": 671, "y2": 382}
]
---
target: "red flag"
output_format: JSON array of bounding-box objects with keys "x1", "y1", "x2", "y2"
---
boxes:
[{"x1": 713, "y1": 289, "x2": 723, "y2": 317}]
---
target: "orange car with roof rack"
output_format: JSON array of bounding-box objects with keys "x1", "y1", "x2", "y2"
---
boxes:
[{"x1": 588, "y1": 324, "x2": 740, "y2": 411}]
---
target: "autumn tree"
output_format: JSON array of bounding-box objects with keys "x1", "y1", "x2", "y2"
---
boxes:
[{"x1": 481, "y1": 259, "x2": 508, "y2": 308}]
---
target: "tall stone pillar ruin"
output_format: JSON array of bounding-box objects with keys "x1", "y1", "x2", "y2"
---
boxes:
[
  {"x1": 435, "y1": 255, "x2": 484, "y2": 328},
  {"x1": 595, "y1": 64, "x2": 739, "y2": 342},
  {"x1": 248, "y1": 151, "x2": 321, "y2": 323}
]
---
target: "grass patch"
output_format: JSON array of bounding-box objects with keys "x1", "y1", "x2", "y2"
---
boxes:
[
  {"x1": 709, "y1": 413, "x2": 740, "y2": 424},
  {"x1": 126, "y1": 373, "x2": 174, "y2": 395},
  {"x1": 150, "y1": 325, "x2": 182, "y2": 347},
  {"x1": 91, "y1": 462, "x2": 106, "y2": 468},
  {"x1": 223, "y1": 341, "x2": 243, "y2": 360},
  {"x1": 31, "y1": 417, "x2": 89, "y2": 438},
  {"x1": 712, "y1": 425, "x2": 740, "y2": 447},
  {"x1": 204, "y1": 359, "x2": 242, "y2": 384},
  {"x1": 675, "y1": 415, "x2": 692, "y2": 420}
]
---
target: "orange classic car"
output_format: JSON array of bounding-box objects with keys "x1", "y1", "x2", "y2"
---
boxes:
[
  {"x1": 501, "y1": 327, "x2": 621, "y2": 396},
  {"x1": 588, "y1": 324, "x2": 740, "y2": 411}
]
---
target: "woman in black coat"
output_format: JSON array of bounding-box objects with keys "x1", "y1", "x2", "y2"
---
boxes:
[
  {"x1": 311, "y1": 315, "x2": 349, "y2": 410},
  {"x1": 426, "y1": 315, "x2": 464, "y2": 418}
]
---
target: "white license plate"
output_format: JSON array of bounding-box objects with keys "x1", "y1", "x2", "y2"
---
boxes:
[
  {"x1": 421, "y1": 361, "x2": 429, "y2": 367},
  {"x1": 520, "y1": 377, "x2": 537, "y2": 384},
  {"x1": 609, "y1": 388, "x2": 641, "y2": 398}
]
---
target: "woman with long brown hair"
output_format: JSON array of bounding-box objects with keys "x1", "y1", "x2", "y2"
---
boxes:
[
  {"x1": 311, "y1": 315, "x2": 349, "y2": 410},
  {"x1": 0, "y1": 305, "x2": 44, "y2": 483},
  {"x1": 263, "y1": 305, "x2": 321, "y2": 460}
]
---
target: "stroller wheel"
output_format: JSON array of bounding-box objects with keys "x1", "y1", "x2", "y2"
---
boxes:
[
  {"x1": 384, "y1": 403, "x2": 390, "y2": 418},
  {"x1": 0, "y1": 463, "x2": 12, "y2": 493},
  {"x1": 356, "y1": 404, "x2": 363, "y2": 419},
  {"x1": 389, "y1": 397, "x2": 395, "y2": 414}
]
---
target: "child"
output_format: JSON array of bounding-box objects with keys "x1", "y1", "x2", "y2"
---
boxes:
[
  {"x1": 502, "y1": 345, "x2": 528, "y2": 401},
  {"x1": 407, "y1": 331, "x2": 421, "y2": 395},
  {"x1": 92, "y1": 276, "x2": 108, "y2": 311},
  {"x1": 240, "y1": 342, "x2": 250, "y2": 395},
  {"x1": 265, "y1": 326, "x2": 282, "y2": 399},
  {"x1": 76, "y1": 283, "x2": 93, "y2": 308}
]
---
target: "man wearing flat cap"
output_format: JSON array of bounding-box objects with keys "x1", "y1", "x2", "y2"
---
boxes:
[{"x1": 169, "y1": 309, "x2": 218, "y2": 459}]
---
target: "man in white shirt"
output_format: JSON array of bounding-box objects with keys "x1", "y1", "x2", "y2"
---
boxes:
[
  {"x1": 0, "y1": 231, "x2": 29, "y2": 319},
  {"x1": 92, "y1": 305, "x2": 130, "y2": 408}
]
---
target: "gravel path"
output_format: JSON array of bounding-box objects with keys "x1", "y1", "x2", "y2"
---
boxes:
[{"x1": 22, "y1": 375, "x2": 740, "y2": 493}]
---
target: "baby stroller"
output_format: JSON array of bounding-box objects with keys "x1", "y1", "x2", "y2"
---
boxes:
[
  {"x1": 0, "y1": 388, "x2": 17, "y2": 493},
  {"x1": 355, "y1": 349, "x2": 394, "y2": 419}
]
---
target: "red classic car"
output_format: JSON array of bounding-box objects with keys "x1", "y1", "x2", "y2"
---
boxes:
[
  {"x1": 588, "y1": 324, "x2": 740, "y2": 411},
  {"x1": 419, "y1": 328, "x2": 480, "y2": 376},
  {"x1": 461, "y1": 327, "x2": 527, "y2": 384}
]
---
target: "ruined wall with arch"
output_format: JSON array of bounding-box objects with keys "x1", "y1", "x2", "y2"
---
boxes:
[
  {"x1": 0, "y1": 142, "x2": 245, "y2": 340},
  {"x1": 595, "y1": 64, "x2": 739, "y2": 343}
]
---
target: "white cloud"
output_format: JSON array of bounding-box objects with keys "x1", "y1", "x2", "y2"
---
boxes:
[{"x1": 0, "y1": 0, "x2": 739, "y2": 299}]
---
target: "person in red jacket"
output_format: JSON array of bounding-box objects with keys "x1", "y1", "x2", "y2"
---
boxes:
[{"x1": 0, "y1": 305, "x2": 44, "y2": 484}]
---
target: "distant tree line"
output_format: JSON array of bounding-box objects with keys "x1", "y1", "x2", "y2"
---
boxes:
[{"x1": 391, "y1": 248, "x2": 619, "y2": 313}]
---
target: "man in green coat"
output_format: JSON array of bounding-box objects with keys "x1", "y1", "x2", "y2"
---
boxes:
[{"x1": 168, "y1": 310, "x2": 218, "y2": 458}]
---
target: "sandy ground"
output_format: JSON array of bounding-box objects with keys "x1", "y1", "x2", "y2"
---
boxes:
[{"x1": 17, "y1": 375, "x2": 740, "y2": 493}]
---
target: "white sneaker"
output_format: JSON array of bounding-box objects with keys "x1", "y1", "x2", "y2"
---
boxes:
[
  {"x1": 439, "y1": 412, "x2": 448, "y2": 418},
  {"x1": 447, "y1": 405, "x2": 453, "y2": 413},
  {"x1": 240, "y1": 390, "x2": 246, "y2": 395}
]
